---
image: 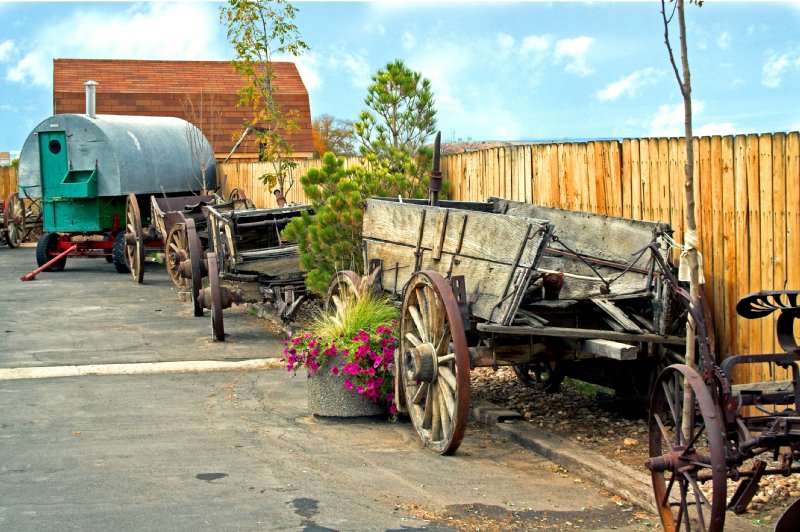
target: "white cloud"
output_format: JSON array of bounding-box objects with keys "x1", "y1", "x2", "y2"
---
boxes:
[
  {"x1": 649, "y1": 101, "x2": 706, "y2": 137},
  {"x1": 0, "y1": 40, "x2": 14, "y2": 62},
  {"x1": 6, "y1": 51, "x2": 48, "y2": 85},
  {"x1": 554, "y1": 36, "x2": 594, "y2": 77},
  {"x1": 521, "y1": 35, "x2": 551, "y2": 55},
  {"x1": 496, "y1": 32, "x2": 514, "y2": 59},
  {"x1": 694, "y1": 122, "x2": 740, "y2": 136},
  {"x1": 402, "y1": 32, "x2": 417, "y2": 50},
  {"x1": 328, "y1": 48, "x2": 372, "y2": 89},
  {"x1": 762, "y1": 49, "x2": 800, "y2": 88},
  {"x1": 290, "y1": 53, "x2": 322, "y2": 93},
  {"x1": 716, "y1": 31, "x2": 731, "y2": 50},
  {"x1": 6, "y1": 3, "x2": 224, "y2": 87},
  {"x1": 596, "y1": 68, "x2": 663, "y2": 102}
]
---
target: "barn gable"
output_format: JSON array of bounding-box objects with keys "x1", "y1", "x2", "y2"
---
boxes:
[{"x1": 53, "y1": 59, "x2": 313, "y2": 161}]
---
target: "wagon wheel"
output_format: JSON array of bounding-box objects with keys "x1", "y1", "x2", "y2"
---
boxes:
[
  {"x1": 228, "y1": 188, "x2": 243, "y2": 202},
  {"x1": 513, "y1": 360, "x2": 565, "y2": 393},
  {"x1": 35, "y1": 232, "x2": 67, "y2": 271},
  {"x1": 3, "y1": 192, "x2": 25, "y2": 248},
  {"x1": 325, "y1": 270, "x2": 363, "y2": 316},
  {"x1": 124, "y1": 193, "x2": 145, "y2": 284},
  {"x1": 399, "y1": 271, "x2": 470, "y2": 455},
  {"x1": 207, "y1": 252, "x2": 225, "y2": 341},
  {"x1": 228, "y1": 188, "x2": 255, "y2": 209},
  {"x1": 646, "y1": 364, "x2": 727, "y2": 532},
  {"x1": 165, "y1": 223, "x2": 190, "y2": 289},
  {"x1": 185, "y1": 218, "x2": 205, "y2": 317}
]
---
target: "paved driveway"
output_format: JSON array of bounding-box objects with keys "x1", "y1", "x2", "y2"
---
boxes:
[{"x1": 0, "y1": 245, "x2": 650, "y2": 530}]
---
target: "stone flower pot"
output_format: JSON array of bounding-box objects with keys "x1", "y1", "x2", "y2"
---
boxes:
[{"x1": 306, "y1": 356, "x2": 385, "y2": 418}]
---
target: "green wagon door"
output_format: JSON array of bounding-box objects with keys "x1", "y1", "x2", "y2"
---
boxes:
[{"x1": 38, "y1": 131, "x2": 105, "y2": 232}]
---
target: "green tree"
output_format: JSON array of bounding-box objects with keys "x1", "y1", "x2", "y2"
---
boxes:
[
  {"x1": 353, "y1": 59, "x2": 437, "y2": 170},
  {"x1": 220, "y1": 0, "x2": 307, "y2": 195},
  {"x1": 282, "y1": 152, "x2": 431, "y2": 296}
]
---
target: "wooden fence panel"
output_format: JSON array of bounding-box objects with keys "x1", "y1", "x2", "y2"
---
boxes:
[
  {"x1": 216, "y1": 132, "x2": 799, "y2": 382},
  {"x1": 0, "y1": 166, "x2": 18, "y2": 199}
]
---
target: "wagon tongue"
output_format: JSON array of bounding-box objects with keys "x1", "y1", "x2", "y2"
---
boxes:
[{"x1": 428, "y1": 131, "x2": 442, "y2": 207}]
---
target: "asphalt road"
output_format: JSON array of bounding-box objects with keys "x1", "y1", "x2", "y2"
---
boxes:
[{"x1": 0, "y1": 244, "x2": 651, "y2": 531}]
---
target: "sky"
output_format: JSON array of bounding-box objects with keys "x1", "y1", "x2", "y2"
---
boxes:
[{"x1": 1, "y1": 0, "x2": 799, "y2": 154}]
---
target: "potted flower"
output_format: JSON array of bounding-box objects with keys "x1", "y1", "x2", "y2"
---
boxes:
[{"x1": 282, "y1": 280, "x2": 399, "y2": 417}]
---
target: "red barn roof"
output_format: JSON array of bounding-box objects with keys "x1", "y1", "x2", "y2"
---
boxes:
[{"x1": 53, "y1": 59, "x2": 313, "y2": 160}]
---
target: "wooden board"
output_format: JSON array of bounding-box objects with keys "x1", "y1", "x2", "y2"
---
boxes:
[
  {"x1": 363, "y1": 199, "x2": 549, "y2": 269},
  {"x1": 363, "y1": 199, "x2": 550, "y2": 324}
]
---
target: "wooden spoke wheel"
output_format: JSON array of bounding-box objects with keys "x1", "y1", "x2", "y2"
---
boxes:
[
  {"x1": 513, "y1": 360, "x2": 564, "y2": 393},
  {"x1": 646, "y1": 364, "x2": 727, "y2": 532},
  {"x1": 399, "y1": 271, "x2": 470, "y2": 455},
  {"x1": 185, "y1": 218, "x2": 205, "y2": 317},
  {"x1": 124, "y1": 193, "x2": 145, "y2": 284},
  {"x1": 3, "y1": 192, "x2": 25, "y2": 248},
  {"x1": 324, "y1": 270, "x2": 362, "y2": 316},
  {"x1": 165, "y1": 223, "x2": 190, "y2": 289},
  {"x1": 207, "y1": 252, "x2": 225, "y2": 342}
]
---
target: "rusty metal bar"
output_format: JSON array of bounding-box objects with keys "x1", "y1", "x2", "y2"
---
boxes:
[{"x1": 20, "y1": 244, "x2": 78, "y2": 281}]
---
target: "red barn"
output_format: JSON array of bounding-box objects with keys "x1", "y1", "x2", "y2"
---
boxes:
[{"x1": 53, "y1": 59, "x2": 313, "y2": 161}]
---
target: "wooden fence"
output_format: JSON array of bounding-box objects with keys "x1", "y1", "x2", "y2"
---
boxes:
[
  {"x1": 1, "y1": 166, "x2": 18, "y2": 199},
  {"x1": 218, "y1": 132, "x2": 800, "y2": 383}
]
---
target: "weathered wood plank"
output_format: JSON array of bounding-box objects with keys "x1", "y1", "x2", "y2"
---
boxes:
[
  {"x1": 364, "y1": 239, "x2": 537, "y2": 323},
  {"x1": 493, "y1": 198, "x2": 666, "y2": 264},
  {"x1": 578, "y1": 339, "x2": 638, "y2": 361},
  {"x1": 772, "y1": 133, "x2": 788, "y2": 378},
  {"x1": 747, "y1": 134, "x2": 763, "y2": 377},
  {"x1": 734, "y1": 135, "x2": 751, "y2": 361},
  {"x1": 591, "y1": 299, "x2": 644, "y2": 333},
  {"x1": 475, "y1": 322, "x2": 686, "y2": 345},
  {"x1": 363, "y1": 199, "x2": 549, "y2": 269},
  {"x1": 622, "y1": 139, "x2": 634, "y2": 218},
  {"x1": 759, "y1": 133, "x2": 775, "y2": 356}
]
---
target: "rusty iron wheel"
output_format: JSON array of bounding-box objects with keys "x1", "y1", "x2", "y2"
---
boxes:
[
  {"x1": 3, "y1": 192, "x2": 25, "y2": 248},
  {"x1": 399, "y1": 270, "x2": 470, "y2": 455},
  {"x1": 646, "y1": 364, "x2": 727, "y2": 532},
  {"x1": 207, "y1": 252, "x2": 225, "y2": 341},
  {"x1": 185, "y1": 218, "x2": 205, "y2": 317},
  {"x1": 165, "y1": 223, "x2": 189, "y2": 289},
  {"x1": 324, "y1": 270, "x2": 362, "y2": 316},
  {"x1": 124, "y1": 193, "x2": 145, "y2": 284}
]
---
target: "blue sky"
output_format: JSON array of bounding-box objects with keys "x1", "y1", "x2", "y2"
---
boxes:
[{"x1": 1, "y1": 0, "x2": 799, "y2": 154}]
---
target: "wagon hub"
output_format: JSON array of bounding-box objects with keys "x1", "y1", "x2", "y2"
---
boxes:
[
  {"x1": 404, "y1": 343, "x2": 438, "y2": 383},
  {"x1": 645, "y1": 445, "x2": 707, "y2": 475}
]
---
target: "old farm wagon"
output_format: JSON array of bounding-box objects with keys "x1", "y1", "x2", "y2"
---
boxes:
[
  {"x1": 186, "y1": 202, "x2": 312, "y2": 340},
  {"x1": 336, "y1": 193, "x2": 686, "y2": 455},
  {"x1": 17, "y1": 82, "x2": 216, "y2": 275}
]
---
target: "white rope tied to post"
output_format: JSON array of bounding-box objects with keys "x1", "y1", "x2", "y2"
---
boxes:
[{"x1": 674, "y1": 229, "x2": 705, "y2": 284}]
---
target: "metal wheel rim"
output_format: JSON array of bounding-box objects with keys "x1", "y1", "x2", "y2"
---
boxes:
[
  {"x1": 4, "y1": 192, "x2": 25, "y2": 248},
  {"x1": 399, "y1": 270, "x2": 470, "y2": 455},
  {"x1": 186, "y1": 218, "x2": 204, "y2": 317},
  {"x1": 648, "y1": 364, "x2": 727, "y2": 532},
  {"x1": 165, "y1": 224, "x2": 189, "y2": 289},
  {"x1": 207, "y1": 252, "x2": 225, "y2": 341},
  {"x1": 125, "y1": 194, "x2": 144, "y2": 283}
]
